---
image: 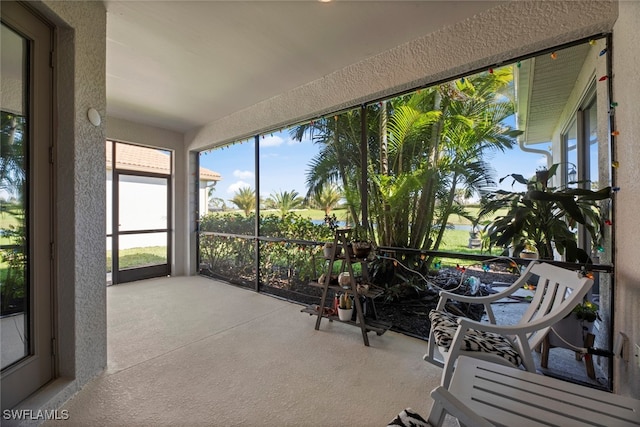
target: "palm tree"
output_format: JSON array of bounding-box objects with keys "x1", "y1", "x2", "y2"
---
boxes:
[
  {"x1": 265, "y1": 190, "x2": 305, "y2": 219},
  {"x1": 291, "y1": 110, "x2": 364, "y2": 226},
  {"x1": 1, "y1": 112, "x2": 26, "y2": 200},
  {"x1": 296, "y1": 67, "x2": 519, "y2": 254},
  {"x1": 311, "y1": 185, "x2": 342, "y2": 215},
  {"x1": 229, "y1": 187, "x2": 256, "y2": 216},
  {"x1": 368, "y1": 68, "x2": 518, "y2": 251}
]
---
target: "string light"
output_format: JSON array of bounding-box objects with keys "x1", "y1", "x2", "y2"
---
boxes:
[
  {"x1": 589, "y1": 39, "x2": 596, "y2": 46},
  {"x1": 550, "y1": 52, "x2": 558, "y2": 60},
  {"x1": 516, "y1": 61, "x2": 521, "y2": 68},
  {"x1": 599, "y1": 48, "x2": 607, "y2": 56},
  {"x1": 605, "y1": 219, "x2": 612, "y2": 225},
  {"x1": 611, "y1": 130, "x2": 620, "y2": 136},
  {"x1": 610, "y1": 102, "x2": 618, "y2": 108},
  {"x1": 598, "y1": 75, "x2": 609, "y2": 81},
  {"x1": 488, "y1": 68, "x2": 494, "y2": 74}
]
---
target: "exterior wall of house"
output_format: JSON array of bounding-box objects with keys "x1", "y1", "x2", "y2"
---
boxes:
[
  {"x1": 106, "y1": 117, "x2": 190, "y2": 276},
  {"x1": 543, "y1": 39, "x2": 613, "y2": 378},
  {"x1": 612, "y1": 0, "x2": 640, "y2": 398}
]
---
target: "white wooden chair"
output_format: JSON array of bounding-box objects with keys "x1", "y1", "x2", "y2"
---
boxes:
[
  {"x1": 387, "y1": 386, "x2": 495, "y2": 427},
  {"x1": 424, "y1": 261, "x2": 594, "y2": 387}
]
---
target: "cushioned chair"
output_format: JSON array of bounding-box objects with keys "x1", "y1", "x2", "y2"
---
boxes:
[
  {"x1": 424, "y1": 261, "x2": 594, "y2": 387},
  {"x1": 387, "y1": 386, "x2": 494, "y2": 427}
]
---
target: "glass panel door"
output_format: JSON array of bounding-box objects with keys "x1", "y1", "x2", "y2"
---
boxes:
[
  {"x1": 1, "y1": 1, "x2": 53, "y2": 410},
  {"x1": 110, "y1": 142, "x2": 171, "y2": 284},
  {"x1": 1, "y1": 22, "x2": 28, "y2": 371}
]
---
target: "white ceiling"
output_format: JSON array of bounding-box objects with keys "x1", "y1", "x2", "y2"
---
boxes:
[{"x1": 105, "y1": 1, "x2": 498, "y2": 133}]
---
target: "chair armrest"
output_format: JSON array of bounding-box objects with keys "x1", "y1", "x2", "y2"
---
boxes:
[
  {"x1": 455, "y1": 310, "x2": 572, "y2": 335},
  {"x1": 435, "y1": 261, "x2": 538, "y2": 309},
  {"x1": 429, "y1": 386, "x2": 495, "y2": 427}
]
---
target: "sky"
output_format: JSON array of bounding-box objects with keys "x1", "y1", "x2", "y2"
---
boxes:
[{"x1": 199, "y1": 129, "x2": 549, "y2": 205}]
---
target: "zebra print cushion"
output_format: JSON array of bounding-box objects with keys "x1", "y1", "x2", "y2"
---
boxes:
[
  {"x1": 387, "y1": 408, "x2": 430, "y2": 427},
  {"x1": 429, "y1": 310, "x2": 522, "y2": 366}
]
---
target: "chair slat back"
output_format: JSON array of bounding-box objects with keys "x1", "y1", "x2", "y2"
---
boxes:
[{"x1": 515, "y1": 262, "x2": 593, "y2": 350}]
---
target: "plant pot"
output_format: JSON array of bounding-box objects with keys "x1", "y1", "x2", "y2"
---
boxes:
[
  {"x1": 323, "y1": 243, "x2": 341, "y2": 259},
  {"x1": 338, "y1": 272, "x2": 351, "y2": 288},
  {"x1": 548, "y1": 314, "x2": 594, "y2": 348},
  {"x1": 352, "y1": 241, "x2": 371, "y2": 258},
  {"x1": 519, "y1": 251, "x2": 538, "y2": 259},
  {"x1": 337, "y1": 307, "x2": 353, "y2": 321}
]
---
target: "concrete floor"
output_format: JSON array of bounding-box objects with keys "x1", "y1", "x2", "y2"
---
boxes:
[
  {"x1": 1, "y1": 313, "x2": 26, "y2": 369},
  {"x1": 38, "y1": 275, "x2": 608, "y2": 426},
  {"x1": 45, "y1": 276, "x2": 443, "y2": 426}
]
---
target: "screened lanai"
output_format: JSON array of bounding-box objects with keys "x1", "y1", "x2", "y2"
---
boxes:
[
  {"x1": 2, "y1": 0, "x2": 639, "y2": 422},
  {"x1": 194, "y1": 35, "x2": 616, "y2": 389}
]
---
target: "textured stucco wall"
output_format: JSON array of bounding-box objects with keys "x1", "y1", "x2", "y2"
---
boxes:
[
  {"x1": 48, "y1": 0, "x2": 107, "y2": 387},
  {"x1": 612, "y1": 0, "x2": 640, "y2": 398},
  {"x1": 186, "y1": 0, "x2": 618, "y2": 152},
  {"x1": 13, "y1": 0, "x2": 108, "y2": 417},
  {"x1": 106, "y1": 116, "x2": 189, "y2": 276}
]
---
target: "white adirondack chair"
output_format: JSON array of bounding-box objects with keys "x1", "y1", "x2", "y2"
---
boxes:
[{"x1": 424, "y1": 261, "x2": 594, "y2": 388}]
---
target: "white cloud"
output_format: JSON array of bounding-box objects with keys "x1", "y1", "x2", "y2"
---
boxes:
[
  {"x1": 233, "y1": 169, "x2": 254, "y2": 180},
  {"x1": 259, "y1": 134, "x2": 284, "y2": 147},
  {"x1": 227, "y1": 180, "x2": 251, "y2": 194}
]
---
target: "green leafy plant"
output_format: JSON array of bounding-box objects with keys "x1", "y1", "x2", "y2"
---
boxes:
[
  {"x1": 479, "y1": 164, "x2": 611, "y2": 262},
  {"x1": 572, "y1": 300, "x2": 600, "y2": 322}
]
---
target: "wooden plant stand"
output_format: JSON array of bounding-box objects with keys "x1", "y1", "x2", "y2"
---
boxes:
[{"x1": 301, "y1": 228, "x2": 390, "y2": 346}]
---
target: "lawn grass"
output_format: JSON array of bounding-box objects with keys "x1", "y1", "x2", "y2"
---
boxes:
[
  {"x1": 106, "y1": 246, "x2": 167, "y2": 272},
  {"x1": 437, "y1": 228, "x2": 502, "y2": 267},
  {"x1": 0, "y1": 210, "x2": 22, "y2": 246},
  {"x1": 211, "y1": 205, "x2": 506, "y2": 226},
  {"x1": 448, "y1": 205, "x2": 508, "y2": 226}
]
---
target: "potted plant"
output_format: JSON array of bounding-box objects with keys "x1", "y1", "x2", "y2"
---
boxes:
[
  {"x1": 351, "y1": 224, "x2": 372, "y2": 258},
  {"x1": 548, "y1": 300, "x2": 600, "y2": 348},
  {"x1": 337, "y1": 292, "x2": 353, "y2": 321},
  {"x1": 479, "y1": 163, "x2": 611, "y2": 262}
]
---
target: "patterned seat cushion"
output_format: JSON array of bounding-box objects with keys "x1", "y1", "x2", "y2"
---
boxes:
[
  {"x1": 387, "y1": 408, "x2": 430, "y2": 427},
  {"x1": 429, "y1": 310, "x2": 522, "y2": 366}
]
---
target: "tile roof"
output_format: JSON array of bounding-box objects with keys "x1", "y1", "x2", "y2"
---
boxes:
[{"x1": 106, "y1": 142, "x2": 221, "y2": 181}]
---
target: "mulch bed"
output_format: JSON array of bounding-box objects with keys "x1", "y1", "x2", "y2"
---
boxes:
[{"x1": 202, "y1": 264, "x2": 520, "y2": 340}]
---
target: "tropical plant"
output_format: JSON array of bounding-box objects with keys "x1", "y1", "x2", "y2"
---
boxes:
[
  {"x1": 291, "y1": 109, "x2": 364, "y2": 228},
  {"x1": 264, "y1": 190, "x2": 305, "y2": 219},
  {"x1": 370, "y1": 68, "x2": 519, "y2": 252},
  {"x1": 310, "y1": 185, "x2": 342, "y2": 215},
  {"x1": 229, "y1": 187, "x2": 257, "y2": 216},
  {"x1": 292, "y1": 69, "x2": 519, "y2": 257},
  {"x1": 1, "y1": 112, "x2": 26, "y2": 198},
  {"x1": 0, "y1": 218, "x2": 26, "y2": 315},
  {"x1": 479, "y1": 163, "x2": 611, "y2": 262}
]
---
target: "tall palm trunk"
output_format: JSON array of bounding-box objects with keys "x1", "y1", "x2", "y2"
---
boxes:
[{"x1": 411, "y1": 92, "x2": 445, "y2": 248}]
